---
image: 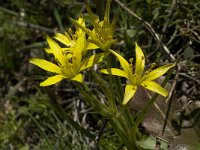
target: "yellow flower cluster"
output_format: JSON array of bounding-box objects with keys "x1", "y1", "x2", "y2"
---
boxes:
[
  {"x1": 30, "y1": 0, "x2": 174, "y2": 105},
  {"x1": 30, "y1": 16, "x2": 107, "y2": 86}
]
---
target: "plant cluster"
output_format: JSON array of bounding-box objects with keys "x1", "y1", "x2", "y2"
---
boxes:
[{"x1": 30, "y1": 0, "x2": 174, "y2": 149}]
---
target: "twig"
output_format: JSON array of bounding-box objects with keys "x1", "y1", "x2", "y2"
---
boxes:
[
  {"x1": 114, "y1": 0, "x2": 175, "y2": 61},
  {"x1": 11, "y1": 21, "x2": 54, "y2": 33},
  {"x1": 178, "y1": 73, "x2": 200, "y2": 84},
  {"x1": 162, "y1": 64, "x2": 180, "y2": 136},
  {"x1": 158, "y1": 0, "x2": 177, "y2": 48},
  {"x1": 0, "y1": 6, "x2": 19, "y2": 16}
]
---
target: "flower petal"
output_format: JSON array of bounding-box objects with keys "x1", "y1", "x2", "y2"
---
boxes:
[
  {"x1": 100, "y1": 68, "x2": 128, "y2": 78},
  {"x1": 40, "y1": 75, "x2": 64, "y2": 86},
  {"x1": 69, "y1": 17, "x2": 93, "y2": 39},
  {"x1": 29, "y1": 58, "x2": 61, "y2": 74},
  {"x1": 103, "y1": 0, "x2": 111, "y2": 28},
  {"x1": 72, "y1": 33, "x2": 86, "y2": 67},
  {"x1": 44, "y1": 48, "x2": 52, "y2": 54},
  {"x1": 79, "y1": 53, "x2": 107, "y2": 71},
  {"x1": 47, "y1": 36, "x2": 66, "y2": 66},
  {"x1": 135, "y1": 43, "x2": 145, "y2": 76},
  {"x1": 109, "y1": 49, "x2": 132, "y2": 75},
  {"x1": 71, "y1": 74, "x2": 83, "y2": 83},
  {"x1": 76, "y1": 16, "x2": 86, "y2": 36},
  {"x1": 122, "y1": 84, "x2": 137, "y2": 105},
  {"x1": 54, "y1": 33, "x2": 73, "y2": 47},
  {"x1": 86, "y1": 42, "x2": 99, "y2": 50},
  {"x1": 141, "y1": 80, "x2": 168, "y2": 97},
  {"x1": 145, "y1": 64, "x2": 175, "y2": 80}
]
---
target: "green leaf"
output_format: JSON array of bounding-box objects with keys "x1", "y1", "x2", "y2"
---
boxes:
[
  {"x1": 141, "y1": 80, "x2": 168, "y2": 97},
  {"x1": 145, "y1": 64, "x2": 175, "y2": 81},
  {"x1": 137, "y1": 136, "x2": 168, "y2": 149},
  {"x1": 91, "y1": 71, "x2": 113, "y2": 101},
  {"x1": 29, "y1": 58, "x2": 61, "y2": 74},
  {"x1": 28, "y1": 113, "x2": 53, "y2": 150},
  {"x1": 123, "y1": 84, "x2": 137, "y2": 105},
  {"x1": 100, "y1": 68, "x2": 128, "y2": 78},
  {"x1": 40, "y1": 75, "x2": 64, "y2": 86},
  {"x1": 135, "y1": 43, "x2": 145, "y2": 76}
]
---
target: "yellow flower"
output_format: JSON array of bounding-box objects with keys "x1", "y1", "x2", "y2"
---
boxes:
[
  {"x1": 100, "y1": 43, "x2": 175, "y2": 105},
  {"x1": 69, "y1": 0, "x2": 117, "y2": 51},
  {"x1": 30, "y1": 33, "x2": 106, "y2": 86},
  {"x1": 45, "y1": 16, "x2": 98, "y2": 56}
]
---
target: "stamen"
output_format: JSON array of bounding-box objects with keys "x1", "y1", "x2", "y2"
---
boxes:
[
  {"x1": 129, "y1": 58, "x2": 133, "y2": 64},
  {"x1": 144, "y1": 70, "x2": 150, "y2": 75},
  {"x1": 151, "y1": 63, "x2": 156, "y2": 68},
  {"x1": 95, "y1": 19, "x2": 99, "y2": 24},
  {"x1": 68, "y1": 28, "x2": 76, "y2": 41},
  {"x1": 145, "y1": 63, "x2": 156, "y2": 74}
]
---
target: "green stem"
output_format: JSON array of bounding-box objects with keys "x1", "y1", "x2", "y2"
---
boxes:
[
  {"x1": 107, "y1": 54, "x2": 118, "y2": 112},
  {"x1": 133, "y1": 68, "x2": 174, "y2": 140}
]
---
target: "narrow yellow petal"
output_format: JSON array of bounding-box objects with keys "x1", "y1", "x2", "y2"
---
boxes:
[
  {"x1": 29, "y1": 58, "x2": 61, "y2": 74},
  {"x1": 40, "y1": 75, "x2": 64, "y2": 86},
  {"x1": 100, "y1": 68, "x2": 128, "y2": 78},
  {"x1": 109, "y1": 49, "x2": 132, "y2": 75},
  {"x1": 135, "y1": 43, "x2": 145, "y2": 76},
  {"x1": 76, "y1": 16, "x2": 86, "y2": 36},
  {"x1": 122, "y1": 84, "x2": 137, "y2": 105},
  {"x1": 145, "y1": 63, "x2": 175, "y2": 80},
  {"x1": 45, "y1": 48, "x2": 70, "y2": 54},
  {"x1": 86, "y1": 42, "x2": 99, "y2": 50},
  {"x1": 79, "y1": 53, "x2": 106, "y2": 71},
  {"x1": 69, "y1": 17, "x2": 93, "y2": 38},
  {"x1": 85, "y1": 3, "x2": 99, "y2": 26},
  {"x1": 54, "y1": 33, "x2": 73, "y2": 47},
  {"x1": 141, "y1": 80, "x2": 168, "y2": 97},
  {"x1": 45, "y1": 48, "x2": 52, "y2": 54},
  {"x1": 72, "y1": 33, "x2": 85, "y2": 67},
  {"x1": 77, "y1": 16, "x2": 85, "y2": 27},
  {"x1": 46, "y1": 36, "x2": 66, "y2": 66},
  {"x1": 71, "y1": 74, "x2": 83, "y2": 83},
  {"x1": 103, "y1": 0, "x2": 111, "y2": 28}
]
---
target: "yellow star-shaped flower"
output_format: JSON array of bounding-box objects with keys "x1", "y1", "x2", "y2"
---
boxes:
[
  {"x1": 69, "y1": 0, "x2": 117, "y2": 51},
  {"x1": 100, "y1": 43, "x2": 175, "y2": 105},
  {"x1": 45, "y1": 16, "x2": 98, "y2": 57},
  {"x1": 30, "y1": 33, "x2": 106, "y2": 86}
]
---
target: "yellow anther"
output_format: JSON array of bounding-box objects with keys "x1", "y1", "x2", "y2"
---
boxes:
[
  {"x1": 95, "y1": 19, "x2": 99, "y2": 23},
  {"x1": 151, "y1": 63, "x2": 156, "y2": 68},
  {"x1": 129, "y1": 58, "x2": 134, "y2": 64}
]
